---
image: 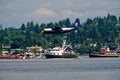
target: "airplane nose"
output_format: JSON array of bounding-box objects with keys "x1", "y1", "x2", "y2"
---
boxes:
[{"x1": 41, "y1": 30, "x2": 44, "y2": 34}]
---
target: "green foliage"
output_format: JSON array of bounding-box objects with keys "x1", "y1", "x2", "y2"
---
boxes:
[
  {"x1": 0, "y1": 14, "x2": 120, "y2": 55},
  {"x1": 14, "y1": 50, "x2": 21, "y2": 54}
]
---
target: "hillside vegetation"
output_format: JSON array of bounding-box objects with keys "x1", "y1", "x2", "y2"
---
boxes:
[{"x1": 0, "y1": 14, "x2": 120, "y2": 54}]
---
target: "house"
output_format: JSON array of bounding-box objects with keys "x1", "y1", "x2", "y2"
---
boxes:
[{"x1": 26, "y1": 46, "x2": 43, "y2": 53}]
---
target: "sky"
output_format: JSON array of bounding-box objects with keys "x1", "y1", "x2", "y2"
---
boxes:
[{"x1": 0, "y1": 0, "x2": 120, "y2": 28}]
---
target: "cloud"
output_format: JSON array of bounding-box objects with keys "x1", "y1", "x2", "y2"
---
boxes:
[
  {"x1": 3, "y1": 3, "x2": 14, "y2": 9},
  {"x1": 0, "y1": 3, "x2": 15, "y2": 11},
  {"x1": 84, "y1": 1, "x2": 93, "y2": 7},
  {"x1": 0, "y1": 0, "x2": 120, "y2": 27},
  {"x1": 97, "y1": 1, "x2": 120, "y2": 6},
  {"x1": 41, "y1": 2, "x2": 52, "y2": 7},
  {"x1": 24, "y1": 8, "x2": 57, "y2": 20},
  {"x1": 33, "y1": 8, "x2": 56, "y2": 17},
  {"x1": 61, "y1": 0, "x2": 72, "y2": 7},
  {"x1": 61, "y1": 10, "x2": 83, "y2": 17}
]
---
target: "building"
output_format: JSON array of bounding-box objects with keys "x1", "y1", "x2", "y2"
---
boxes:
[
  {"x1": 1, "y1": 45, "x2": 11, "y2": 55},
  {"x1": 26, "y1": 46, "x2": 43, "y2": 53}
]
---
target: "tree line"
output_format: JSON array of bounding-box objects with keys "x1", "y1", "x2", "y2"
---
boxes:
[{"x1": 0, "y1": 14, "x2": 120, "y2": 54}]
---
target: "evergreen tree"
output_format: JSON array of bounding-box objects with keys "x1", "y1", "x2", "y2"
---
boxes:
[
  {"x1": 65, "y1": 18, "x2": 71, "y2": 27},
  {"x1": 34, "y1": 23, "x2": 40, "y2": 33},
  {"x1": 21, "y1": 23, "x2": 26, "y2": 31}
]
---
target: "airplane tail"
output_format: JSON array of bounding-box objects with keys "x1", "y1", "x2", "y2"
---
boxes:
[{"x1": 72, "y1": 18, "x2": 81, "y2": 29}]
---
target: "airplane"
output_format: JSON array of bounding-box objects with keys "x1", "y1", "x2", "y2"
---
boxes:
[{"x1": 41, "y1": 18, "x2": 81, "y2": 34}]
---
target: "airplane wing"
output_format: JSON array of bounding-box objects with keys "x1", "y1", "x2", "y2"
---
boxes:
[{"x1": 52, "y1": 27, "x2": 62, "y2": 33}]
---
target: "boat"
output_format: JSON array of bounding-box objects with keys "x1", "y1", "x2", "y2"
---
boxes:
[
  {"x1": 44, "y1": 40, "x2": 78, "y2": 58},
  {"x1": 89, "y1": 53, "x2": 119, "y2": 58},
  {"x1": 89, "y1": 48, "x2": 120, "y2": 58}
]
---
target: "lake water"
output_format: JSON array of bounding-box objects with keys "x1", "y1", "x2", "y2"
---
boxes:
[{"x1": 0, "y1": 58, "x2": 120, "y2": 80}]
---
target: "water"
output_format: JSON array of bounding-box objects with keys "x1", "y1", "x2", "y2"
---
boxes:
[{"x1": 0, "y1": 58, "x2": 120, "y2": 80}]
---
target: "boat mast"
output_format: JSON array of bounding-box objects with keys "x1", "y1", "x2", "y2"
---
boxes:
[{"x1": 61, "y1": 40, "x2": 66, "y2": 51}]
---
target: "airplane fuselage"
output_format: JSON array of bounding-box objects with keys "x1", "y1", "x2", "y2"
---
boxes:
[
  {"x1": 41, "y1": 18, "x2": 81, "y2": 34},
  {"x1": 42, "y1": 27, "x2": 74, "y2": 34}
]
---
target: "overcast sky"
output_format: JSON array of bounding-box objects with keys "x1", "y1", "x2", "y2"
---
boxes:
[{"x1": 0, "y1": 0, "x2": 120, "y2": 28}]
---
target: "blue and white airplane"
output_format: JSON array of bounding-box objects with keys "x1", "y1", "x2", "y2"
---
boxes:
[{"x1": 41, "y1": 18, "x2": 81, "y2": 34}]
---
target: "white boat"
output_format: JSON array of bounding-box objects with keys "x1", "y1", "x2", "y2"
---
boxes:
[{"x1": 44, "y1": 40, "x2": 78, "y2": 58}]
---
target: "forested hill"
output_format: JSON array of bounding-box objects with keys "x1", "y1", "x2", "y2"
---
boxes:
[{"x1": 0, "y1": 14, "x2": 120, "y2": 54}]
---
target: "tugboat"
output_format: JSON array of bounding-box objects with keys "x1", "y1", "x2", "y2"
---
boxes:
[
  {"x1": 89, "y1": 48, "x2": 120, "y2": 58},
  {"x1": 44, "y1": 40, "x2": 78, "y2": 58}
]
